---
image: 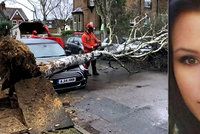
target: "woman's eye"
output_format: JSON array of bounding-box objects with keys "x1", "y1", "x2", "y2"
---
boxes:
[{"x1": 179, "y1": 56, "x2": 199, "y2": 65}]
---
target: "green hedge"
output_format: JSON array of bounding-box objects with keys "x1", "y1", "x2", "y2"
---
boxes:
[
  {"x1": 61, "y1": 30, "x2": 74, "y2": 36},
  {"x1": 0, "y1": 21, "x2": 12, "y2": 36}
]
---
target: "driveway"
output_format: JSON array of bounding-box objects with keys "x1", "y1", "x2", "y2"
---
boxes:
[{"x1": 59, "y1": 61, "x2": 168, "y2": 134}]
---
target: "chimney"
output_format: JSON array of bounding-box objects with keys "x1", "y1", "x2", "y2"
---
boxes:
[{"x1": 0, "y1": 2, "x2": 6, "y2": 11}]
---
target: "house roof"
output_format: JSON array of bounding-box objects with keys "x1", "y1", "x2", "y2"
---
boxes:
[
  {"x1": 3, "y1": 7, "x2": 28, "y2": 21},
  {"x1": 0, "y1": 10, "x2": 8, "y2": 20}
]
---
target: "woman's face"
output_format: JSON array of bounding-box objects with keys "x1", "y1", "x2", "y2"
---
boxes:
[{"x1": 173, "y1": 11, "x2": 200, "y2": 121}]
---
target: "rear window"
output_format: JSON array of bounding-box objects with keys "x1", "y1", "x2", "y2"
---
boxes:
[
  {"x1": 27, "y1": 43, "x2": 66, "y2": 58},
  {"x1": 67, "y1": 37, "x2": 74, "y2": 43},
  {"x1": 74, "y1": 37, "x2": 82, "y2": 44}
]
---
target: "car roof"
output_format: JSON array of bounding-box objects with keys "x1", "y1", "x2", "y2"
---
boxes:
[
  {"x1": 19, "y1": 38, "x2": 57, "y2": 44},
  {"x1": 69, "y1": 36, "x2": 81, "y2": 38}
]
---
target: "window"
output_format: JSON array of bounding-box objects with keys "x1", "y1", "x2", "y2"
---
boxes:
[
  {"x1": 12, "y1": 20, "x2": 17, "y2": 25},
  {"x1": 73, "y1": 14, "x2": 83, "y2": 31},
  {"x1": 88, "y1": 0, "x2": 95, "y2": 12},
  {"x1": 73, "y1": 15, "x2": 77, "y2": 31},
  {"x1": 78, "y1": 14, "x2": 83, "y2": 31},
  {"x1": 144, "y1": 0, "x2": 152, "y2": 9},
  {"x1": 18, "y1": 20, "x2": 22, "y2": 24},
  {"x1": 88, "y1": 0, "x2": 95, "y2": 7},
  {"x1": 67, "y1": 37, "x2": 74, "y2": 43}
]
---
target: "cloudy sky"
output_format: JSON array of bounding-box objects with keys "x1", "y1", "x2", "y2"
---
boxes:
[
  {"x1": 2, "y1": 0, "x2": 73, "y2": 20},
  {"x1": 3, "y1": 0, "x2": 35, "y2": 20}
]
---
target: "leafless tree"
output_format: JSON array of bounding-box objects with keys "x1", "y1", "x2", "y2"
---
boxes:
[
  {"x1": 39, "y1": 0, "x2": 62, "y2": 21},
  {"x1": 50, "y1": 0, "x2": 72, "y2": 21},
  {"x1": 26, "y1": 0, "x2": 39, "y2": 20},
  {"x1": 6, "y1": 0, "x2": 66, "y2": 21},
  {"x1": 5, "y1": 0, "x2": 39, "y2": 20},
  {"x1": 95, "y1": 0, "x2": 114, "y2": 42}
]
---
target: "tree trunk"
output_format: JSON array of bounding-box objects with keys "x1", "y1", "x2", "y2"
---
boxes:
[
  {"x1": 151, "y1": 0, "x2": 158, "y2": 18},
  {"x1": 0, "y1": 37, "x2": 73, "y2": 133},
  {"x1": 15, "y1": 77, "x2": 73, "y2": 133}
]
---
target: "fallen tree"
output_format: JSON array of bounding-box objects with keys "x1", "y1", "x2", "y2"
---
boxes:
[
  {"x1": 40, "y1": 14, "x2": 168, "y2": 75},
  {"x1": 0, "y1": 37, "x2": 73, "y2": 133},
  {"x1": 0, "y1": 14, "x2": 167, "y2": 133},
  {"x1": 0, "y1": 14, "x2": 168, "y2": 80}
]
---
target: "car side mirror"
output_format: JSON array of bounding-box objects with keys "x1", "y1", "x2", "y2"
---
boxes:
[{"x1": 65, "y1": 49, "x2": 71, "y2": 56}]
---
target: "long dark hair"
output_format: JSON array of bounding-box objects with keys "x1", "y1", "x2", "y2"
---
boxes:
[{"x1": 169, "y1": 0, "x2": 200, "y2": 133}]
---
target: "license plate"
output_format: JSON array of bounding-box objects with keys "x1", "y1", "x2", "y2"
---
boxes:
[{"x1": 58, "y1": 77, "x2": 76, "y2": 84}]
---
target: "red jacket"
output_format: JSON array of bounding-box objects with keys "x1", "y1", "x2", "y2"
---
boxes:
[
  {"x1": 31, "y1": 35, "x2": 40, "y2": 38},
  {"x1": 81, "y1": 32, "x2": 100, "y2": 53}
]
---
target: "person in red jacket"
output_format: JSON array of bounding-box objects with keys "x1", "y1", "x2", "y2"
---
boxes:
[
  {"x1": 82, "y1": 22, "x2": 101, "y2": 75},
  {"x1": 31, "y1": 30, "x2": 39, "y2": 38}
]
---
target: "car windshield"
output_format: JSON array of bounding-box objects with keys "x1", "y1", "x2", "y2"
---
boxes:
[{"x1": 27, "y1": 43, "x2": 66, "y2": 58}]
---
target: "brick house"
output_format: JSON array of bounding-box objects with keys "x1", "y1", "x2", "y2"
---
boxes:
[
  {"x1": 126, "y1": 0, "x2": 167, "y2": 17},
  {"x1": 72, "y1": 0, "x2": 167, "y2": 32},
  {"x1": 72, "y1": 0, "x2": 100, "y2": 32},
  {"x1": 0, "y1": 2, "x2": 28, "y2": 26},
  {"x1": 3, "y1": 7, "x2": 28, "y2": 26},
  {"x1": 45, "y1": 19, "x2": 66, "y2": 34}
]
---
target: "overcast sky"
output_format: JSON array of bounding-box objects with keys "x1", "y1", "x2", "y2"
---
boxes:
[
  {"x1": 2, "y1": 0, "x2": 73, "y2": 20},
  {"x1": 3, "y1": 0, "x2": 35, "y2": 20}
]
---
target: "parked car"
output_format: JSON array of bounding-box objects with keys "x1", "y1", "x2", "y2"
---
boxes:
[
  {"x1": 12, "y1": 21, "x2": 65, "y2": 48},
  {"x1": 19, "y1": 38, "x2": 88, "y2": 91},
  {"x1": 65, "y1": 36, "x2": 84, "y2": 54}
]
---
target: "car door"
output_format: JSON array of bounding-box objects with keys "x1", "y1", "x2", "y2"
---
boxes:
[
  {"x1": 66, "y1": 37, "x2": 77, "y2": 54},
  {"x1": 73, "y1": 37, "x2": 84, "y2": 54}
]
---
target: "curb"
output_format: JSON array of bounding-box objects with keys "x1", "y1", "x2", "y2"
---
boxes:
[{"x1": 74, "y1": 124, "x2": 91, "y2": 134}]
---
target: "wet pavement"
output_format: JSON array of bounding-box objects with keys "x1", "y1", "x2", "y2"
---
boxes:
[{"x1": 59, "y1": 61, "x2": 168, "y2": 134}]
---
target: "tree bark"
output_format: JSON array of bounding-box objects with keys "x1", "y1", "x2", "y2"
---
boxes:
[{"x1": 15, "y1": 77, "x2": 73, "y2": 133}]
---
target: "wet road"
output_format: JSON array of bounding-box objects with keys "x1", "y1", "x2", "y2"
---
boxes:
[{"x1": 59, "y1": 61, "x2": 168, "y2": 134}]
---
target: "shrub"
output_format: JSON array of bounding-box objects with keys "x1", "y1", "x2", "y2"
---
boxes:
[
  {"x1": 0, "y1": 21, "x2": 12, "y2": 36},
  {"x1": 61, "y1": 30, "x2": 74, "y2": 36}
]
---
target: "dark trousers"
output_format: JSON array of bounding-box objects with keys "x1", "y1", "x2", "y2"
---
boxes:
[{"x1": 85, "y1": 59, "x2": 98, "y2": 73}]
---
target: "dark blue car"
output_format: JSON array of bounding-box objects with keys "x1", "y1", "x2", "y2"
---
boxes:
[{"x1": 65, "y1": 36, "x2": 84, "y2": 54}]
